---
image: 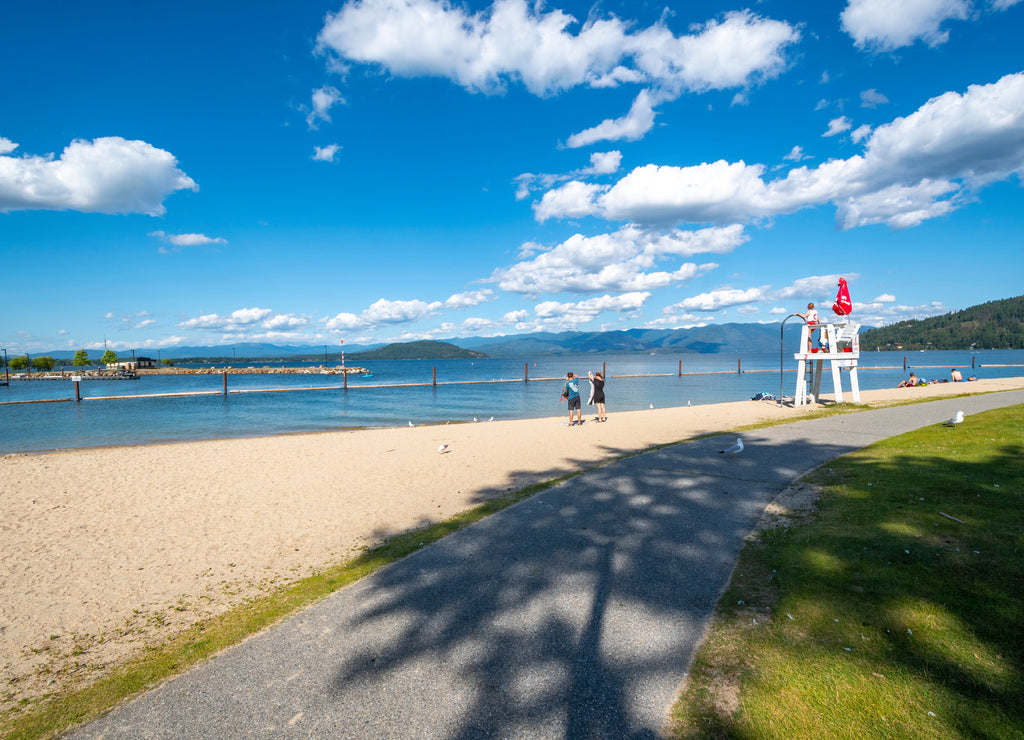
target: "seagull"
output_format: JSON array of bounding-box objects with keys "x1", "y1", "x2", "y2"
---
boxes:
[
  {"x1": 719, "y1": 437, "x2": 744, "y2": 456},
  {"x1": 438, "y1": 444, "x2": 449, "y2": 454},
  {"x1": 688, "y1": 400, "x2": 692, "y2": 407},
  {"x1": 473, "y1": 417, "x2": 478, "y2": 422},
  {"x1": 943, "y1": 410, "x2": 965, "y2": 427},
  {"x1": 488, "y1": 416, "x2": 494, "y2": 422},
  {"x1": 408, "y1": 421, "x2": 415, "y2": 427},
  {"x1": 649, "y1": 403, "x2": 654, "y2": 409}
]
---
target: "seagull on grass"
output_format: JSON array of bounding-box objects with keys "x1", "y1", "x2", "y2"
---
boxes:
[
  {"x1": 719, "y1": 437, "x2": 744, "y2": 456},
  {"x1": 943, "y1": 410, "x2": 965, "y2": 427}
]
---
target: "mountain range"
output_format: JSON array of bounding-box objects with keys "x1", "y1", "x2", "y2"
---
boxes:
[{"x1": 30, "y1": 322, "x2": 822, "y2": 361}]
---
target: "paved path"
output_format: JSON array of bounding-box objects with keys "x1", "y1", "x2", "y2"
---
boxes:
[{"x1": 71, "y1": 392, "x2": 1023, "y2": 739}]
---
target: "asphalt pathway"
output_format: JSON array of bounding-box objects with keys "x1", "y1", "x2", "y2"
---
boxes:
[{"x1": 71, "y1": 391, "x2": 1024, "y2": 739}]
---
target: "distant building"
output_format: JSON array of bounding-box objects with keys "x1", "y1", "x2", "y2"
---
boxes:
[{"x1": 106, "y1": 357, "x2": 154, "y2": 370}]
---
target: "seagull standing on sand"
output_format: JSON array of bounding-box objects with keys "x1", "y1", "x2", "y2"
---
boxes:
[
  {"x1": 719, "y1": 437, "x2": 744, "y2": 456},
  {"x1": 943, "y1": 410, "x2": 965, "y2": 427},
  {"x1": 438, "y1": 444, "x2": 449, "y2": 454},
  {"x1": 408, "y1": 421, "x2": 415, "y2": 427}
]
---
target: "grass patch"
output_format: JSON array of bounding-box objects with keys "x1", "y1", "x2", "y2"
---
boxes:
[{"x1": 669, "y1": 405, "x2": 1024, "y2": 739}]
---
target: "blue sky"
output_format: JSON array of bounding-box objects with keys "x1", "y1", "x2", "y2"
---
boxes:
[{"x1": 2, "y1": 0, "x2": 1023, "y2": 354}]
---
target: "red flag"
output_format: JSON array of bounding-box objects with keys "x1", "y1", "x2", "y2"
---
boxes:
[{"x1": 833, "y1": 277, "x2": 852, "y2": 316}]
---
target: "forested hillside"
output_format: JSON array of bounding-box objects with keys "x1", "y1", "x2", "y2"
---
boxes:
[{"x1": 860, "y1": 295, "x2": 1024, "y2": 350}]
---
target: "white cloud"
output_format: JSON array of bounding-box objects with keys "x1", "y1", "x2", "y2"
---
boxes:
[
  {"x1": 307, "y1": 86, "x2": 345, "y2": 129},
  {"x1": 784, "y1": 145, "x2": 812, "y2": 161},
  {"x1": 585, "y1": 151, "x2": 623, "y2": 175},
  {"x1": 490, "y1": 224, "x2": 741, "y2": 294},
  {"x1": 178, "y1": 307, "x2": 284, "y2": 332},
  {"x1": 533, "y1": 180, "x2": 603, "y2": 221},
  {"x1": 600, "y1": 161, "x2": 773, "y2": 225},
  {"x1": 0, "y1": 136, "x2": 196, "y2": 215},
  {"x1": 851, "y1": 124, "x2": 873, "y2": 143},
  {"x1": 860, "y1": 88, "x2": 889, "y2": 107},
  {"x1": 318, "y1": 2, "x2": 798, "y2": 144},
  {"x1": 318, "y1": 2, "x2": 798, "y2": 97},
  {"x1": 874, "y1": 293, "x2": 897, "y2": 302},
  {"x1": 669, "y1": 287, "x2": 767, "y2": 312},
  {"x1": 444, "y1": 289, "x2": 495, "y2": 309},
  {"x1": 841, "y1": 0, "x2": 970, "y2": 51},
  {"x1": 0, "y1": 137, "x2": 17, "y2": 155},
  {"x1": 150, "y1": 231, "x2": 227, "y2": 252},
  {"x1": 534, "y1": 72, "x2": 1024, "y2": 231},
  {"x1": 992, "y1": 0, "x2": 1023, "y2": 9},
  {"x1": 312, "y1": 144, "x2": 342, "y2": 162},
  {"x1": 824, "y1": 116, "x2": 853, "y2": 137},
  {"x1": 566, "y1": 89, "x2": 658, "y2": 148},
  {"x1": 324, "y1": 297, "x2": 443, "y2": 331},
  {"x1": 531, "y1": 292, "x2": 650, "y2": 328}
]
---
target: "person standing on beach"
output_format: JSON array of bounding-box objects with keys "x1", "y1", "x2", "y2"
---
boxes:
[
  {"x1": 588, "y1": 370, "x2": 606, "y2": 422},
  {"x1": 563, "y1": 372, "x2": 582, "y2": 426}
]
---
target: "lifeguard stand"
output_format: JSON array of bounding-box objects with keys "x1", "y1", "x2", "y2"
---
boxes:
[{"x1": 793, "y1": 322, "x2": 861, "y2": 405}]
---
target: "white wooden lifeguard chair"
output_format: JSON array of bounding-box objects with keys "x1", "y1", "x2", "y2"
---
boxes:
[{"x1": 793, "y1": 321, "x2": 861, "y2": 405}]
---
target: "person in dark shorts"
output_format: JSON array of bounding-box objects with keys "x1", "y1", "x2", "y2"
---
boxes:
[
  {"x1": 588, "y1": 370, "x2": 606, "y2": 422},
  {"x1": 563, "y1": 372, "x2": 582, "y2": 425}
]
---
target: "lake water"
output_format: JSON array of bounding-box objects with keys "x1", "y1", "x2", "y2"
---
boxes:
[{"x1": 2, "y1": 350, "x2": 1021, "y2": 454}]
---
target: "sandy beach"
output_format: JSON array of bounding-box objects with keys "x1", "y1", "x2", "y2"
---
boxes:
[{"x1": 2, "y1": 377, "x2": 1022, "y2": 714}]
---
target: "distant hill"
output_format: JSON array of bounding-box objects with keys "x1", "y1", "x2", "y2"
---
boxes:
[
  {"x1": 860, "y1": 295, "x2": 1024, "y2": 350},
  {"x1": 347, "y1": 340, "x2": 488, "y2": 361},
  {"x1": 457, "y1": 323, "x2": 812, "y2": 357}
]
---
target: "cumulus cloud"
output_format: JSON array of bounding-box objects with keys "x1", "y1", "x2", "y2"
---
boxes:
[
  {"x1": 307, "y1": 86, "x2": 345, "y2": 129},
  {"x1": 841, "y1": 0, "x2": 970, "y2": 50},
  {"x1": 324, "y1": 297, "x2": 443, "y2": 331},
  {"x1": 173, "y1": 309, "x2": 309, "y2": 339},
  {"x1": 566, "y1": 89, "x2": 658, "y2": 148},
  {"x1": 317, "y1": 2, "x2": 799, "y2": 143},
  {"x1": 490, "y1": 224, "x2": 743, "y2": 295},
  {"x1": 669, "y1": 287, "x2": 767, "y2": 312},
  {"x1": 784, "y1": 145, "x2": 812, "y2": 161},
  {"x1": 444, "y1": 289, "x2": 495, "y2": 309},
  {"x1": 860, "y1": 88, "x2": 889, "y2": 107},
  {"x1": 312, "y1": 144, "x2": 342, "y2": 162},
  {"x1": 514, "y1": 151, "x2": 621, "y2": 200},
  {"x1": 0, "y1": 136, "x2": 197, "y2": 215},
  {"x1": 534, "y1": 72, "x2": 1024, "y2": 231},
  {"x1": 150, "y1": 231, "x2": 227, "y2": 253},
  {"x1": 824, "y1": 116, "x2": 853, "y2": 137},
  {"x1": 318, "y1": 2, "x2": 798, "y2": 96}
]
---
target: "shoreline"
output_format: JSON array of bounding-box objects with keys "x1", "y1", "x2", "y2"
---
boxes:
[{"x1": 3, "y1": 377, "x2": 1022, "y2": 715}]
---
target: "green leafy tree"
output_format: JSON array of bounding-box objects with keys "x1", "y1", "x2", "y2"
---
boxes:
[
  {"x1": 32, "y1": 356, "x2": 57, "y2": 371},
  {"x1": 73, "y1": 349, "x2": 90, "y2": 367},
  {"x1": 101, "y1": 349, "x2": 118, "y2": 366},
  {"x1": 161, "y1": 358, "x2": 174, "y2": 366},
  {"x1": 9, "y1": 355, "x2": 29, "y2": 371}
]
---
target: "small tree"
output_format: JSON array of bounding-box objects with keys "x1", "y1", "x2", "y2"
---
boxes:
[
  {"x1": 72, "y1": 349, "x2": 90, "y2": 367},
  {"x1": 161, "y1": 358, "x2": 174, "y2": 366},
  {"x1": 9, "y1": 355, "x2": 29, "y2": 371},
  {"x1": 32, "y1": 356, "x2": 57, "y2": 372},
  {"x1": 101, "y1": 349, "x2": 118, "y2": 366}
]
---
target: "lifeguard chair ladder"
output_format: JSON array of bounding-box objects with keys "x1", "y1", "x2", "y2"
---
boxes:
[{"x1": 792, "y1": 321, "x2": 861, "y2": 406}]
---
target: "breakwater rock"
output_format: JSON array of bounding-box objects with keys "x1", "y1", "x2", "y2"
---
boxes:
[{"x1": 138, "y1": 366, "x2": 371, "y2": 376}]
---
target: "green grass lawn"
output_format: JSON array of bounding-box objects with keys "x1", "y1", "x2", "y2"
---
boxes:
[{"x1": 670, "y1": 405, "x2": 1024, "y2": 739}]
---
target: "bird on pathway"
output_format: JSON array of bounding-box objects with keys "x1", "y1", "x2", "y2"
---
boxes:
[
  {"x1": 719, "y1": 437, "x2": 744, "y2": 456},
  {"x1": 943, "y1": 410, "x2": 965, "y2": 427},
  {"x1": 438, "y1": 444, "x2": 449, "y2": 454}
]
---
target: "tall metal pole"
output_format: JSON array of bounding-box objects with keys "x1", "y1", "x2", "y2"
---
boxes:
[{"x1": 2, "y1": 348, "x2": 8, "y2": 383}]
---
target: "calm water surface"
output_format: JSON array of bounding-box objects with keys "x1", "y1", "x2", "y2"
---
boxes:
[{"x1": 2, "y1": 350, "x2": 1021, "y2": 454}]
